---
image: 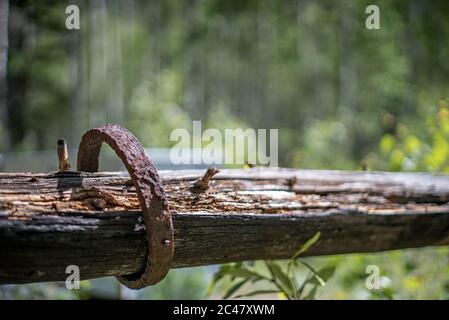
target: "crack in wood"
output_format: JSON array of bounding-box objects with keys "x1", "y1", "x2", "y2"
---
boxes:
[{"x1": 1, "y1": 168, "x2": 449, "y2": 284}]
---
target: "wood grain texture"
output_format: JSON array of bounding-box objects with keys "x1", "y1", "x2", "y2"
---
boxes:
[{"x1": 1, "y1": 168, "x2": 449, "y2": 284}]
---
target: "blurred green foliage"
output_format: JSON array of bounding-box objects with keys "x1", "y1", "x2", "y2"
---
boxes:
[
  {"x1": 0, "y1": 281, "x2": 92, "y2": 300},
  {"x1": 209, "y1": 232, "x2": 338, "y2": 300},
  {"x1": 144, "y1": 268, "x2": 211, "y2": 300},
  {"x1": 0, "y1": 268, "x2": 211, "y2": 300},
  {"x1": 371, "y1": 99, "x2": 449, "y2": 172},
  {"x1": 2, "y1": 0, "x2": 449, "y2": 167},
  {"x1": 316, "y1": 246, "x2": 449, "y2": 300}
]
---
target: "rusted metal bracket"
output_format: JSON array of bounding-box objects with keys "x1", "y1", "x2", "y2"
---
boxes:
[{"x1": 77, "y1": 124, "x2": 174, "y2": 289}]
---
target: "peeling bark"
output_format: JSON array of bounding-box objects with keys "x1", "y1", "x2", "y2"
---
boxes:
[{"x1": 1, "y1": 168, "x2": 449, "y2": 284}]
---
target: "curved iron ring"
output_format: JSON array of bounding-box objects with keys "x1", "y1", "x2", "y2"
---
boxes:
[{"x1": 77, "y1": 123, "x2": 174, "y2": 289}]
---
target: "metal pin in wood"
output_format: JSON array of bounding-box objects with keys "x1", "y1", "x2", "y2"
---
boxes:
[
  {"x1": 57, "y1": 139, "x2": 71, "y2": 171},
  {"x1": 191, "y1": 167, "x2": 220, "y2": 192}
]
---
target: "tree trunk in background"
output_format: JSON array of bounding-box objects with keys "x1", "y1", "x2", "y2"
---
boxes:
[
  {"x1": 118, "y1": 0, "x2": 135, "y2": 122},
  {"x1": 405, "y1": 0, "x2": 422, "y2": 117},
  {"x1": 88, "y1": 0, "x2": 107, "y2": 127},
  {"x1": 185, "y1": 1, "x2": 204, "y2": 119},
  {"x1": 337, "y1": 0, "x2": 357, "y2": 158},
  {"x1": 105, "y1": 0, "x2": 124, "y2": 125},
  {"x1": 183, "y1": 0, "x2": 198, "y2": 118},
  {"x1": 69, "y1": 0, "x2": 84, "y2": 147},
  {"x1": 338, "y1": 1, "x2": 357, "y2": 121},
  {"x1": 296, "y1": 0, "x2": 311, "y2": 127},
  {"x1": 254, "y1": 2, "x2": 266, "y2": 125},
  {"x1": 5, "y1": 3, "x2": 30, "y2": 150},
  {"x1": 0, "y1": 0, "x2": 9, "y2": 152}
]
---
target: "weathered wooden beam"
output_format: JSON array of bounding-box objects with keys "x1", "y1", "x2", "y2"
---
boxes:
[{"x1": 1, "y1": 168, "x2": 449, "y2": 284}]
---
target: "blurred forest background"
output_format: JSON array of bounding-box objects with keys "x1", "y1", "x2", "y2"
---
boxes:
[{"x1": 1, "y1": 0, "x2": 449, "y2": 299}]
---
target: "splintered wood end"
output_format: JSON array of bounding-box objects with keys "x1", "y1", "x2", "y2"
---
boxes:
[{"x1": 191, "y1": 167, "x2": 220, "y2": 192}]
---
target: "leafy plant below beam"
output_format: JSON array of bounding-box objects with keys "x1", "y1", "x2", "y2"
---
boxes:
[{"x1": 208, "y1": 231, "x2": 337, "y2": 300}]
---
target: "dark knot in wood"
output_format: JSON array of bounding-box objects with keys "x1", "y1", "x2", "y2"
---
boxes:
[{"x1": 77, "y1": 123, "x2": 174, "y2": 289}]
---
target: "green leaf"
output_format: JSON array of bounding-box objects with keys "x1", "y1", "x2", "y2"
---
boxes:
[
  {"x1": 316, "y1": 265, "x2": 336, "y2": 283},
  {"x1": 207, "y1": 265, "x2": 232, "y2": 295},
  {"x1": 297, "y1": 274, "x2": 313, "y2": 297},
  {"x1": 301, "y1": 262, "x2": 336, "y2": 287},
  {"x1": 291, "y1": 232, "x2": 321, "y2": 260},
  {"x1": 221, "y1": 267, "x2": 267, "y2": 280},
  {"x1": 233, "y1": 290, "x2": 281, "y2": 299},
  {"x1": 300, "y1": 261, "x2": 325, "y2": 286},
  {"x1": 265, "y1": 261, "x2": 295, "y2": 297},
  {"x1": 302, "y1": 285, "x2": 318, "y2": 300},
  {"x1": 251, "y1": 277, "x2": 264, "y2": 284},
  {"x1": 208, "y1": 264, "x2": 270, "y2": 296},
  {"x1": 223, "y1": 279, "x2": 248, "y2": 299},
  {"x1": 208, "y1": 263, "x2": 271, "y2": 297}
]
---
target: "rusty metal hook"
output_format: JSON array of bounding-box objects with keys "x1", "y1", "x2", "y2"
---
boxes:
[{"x1": 77, "y1": 124, "x2": 173, "y2": 289}]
